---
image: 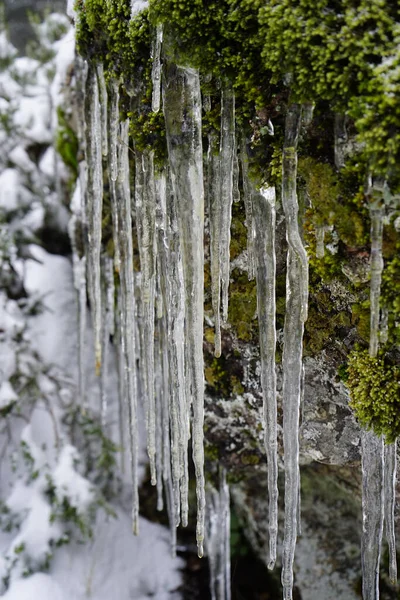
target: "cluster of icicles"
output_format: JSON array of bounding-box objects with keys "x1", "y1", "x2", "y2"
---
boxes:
[{"x1": 69, "y1": 20, "x2": 397, "y2": 600}]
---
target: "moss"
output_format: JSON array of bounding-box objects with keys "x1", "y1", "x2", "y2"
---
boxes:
[
  {"x1": 228, "y1": 269, "x2": 258, "y2": 342},
  {"x1": 55, "y1": 107, "x2": 79, "y2": 181},
  {"x1": 304, "y1": 288, "x2": 351, "y2": 356},
  {"x1": 204, "y1": 353, "x2": 244, "y2": 399},
  {"x1": 240, "y1": 453, "x2": 260, "y2": 466},
  {"x1": 346, "y1": 349, "x2": 400, "y2": 443}
]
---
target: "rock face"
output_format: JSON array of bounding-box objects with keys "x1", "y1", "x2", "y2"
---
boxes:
[{"x1": 204, "y1": 344, "x2": 400, "y2": 599}]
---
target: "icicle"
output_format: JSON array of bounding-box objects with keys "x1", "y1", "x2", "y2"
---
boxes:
[
  {"x1": 155, "y1": 317, "x2": 164, "y2": 512},
  {"x1": 361, "y1": 182, "x2": 386, "y2": 600},
  {"x1": 369, "y1": 198, "x2": 384, "y2": 358},
  {"x1": 68, "y1": 209, "x2": 87, "y2": 408},
  {"x1": 151, "y1": 24, "x2": 163, "y2": 113},
  {"x1": 315, "y1": 225, "x2": 325, "y2": 258},
  {"x1": 361, "y1": 430, "x2": 384, "y2": 600},
  {"x1": 281, "y1": 103, "x2": 308, "y2": 600},
  {"x1": 232, "y1": 142, "x2": 240, "y2": 204},
  {"x1": 302, "y1": 102, "x2": 314, "y2": 127},
  {"x1": 160, "y1": 311, "x2": 178, "y2": 556},
  {"x1": 163, "y1": 62, "x2": 205, "y2": 557},
  {"x1": 219, "y1": 84, "x2": 235, "y2": 323},
  {"x1": 253, "y1": 185, "x2": 278, "y2": 570},
  {"x1": 135, "y1": 150, "x2": 157, "y2": 486},
  {"x1": 334, "y1": 113, "x2": 348, "y2": 170},
  {"x1": 206, "y1": 468, "x2": 231, "y2": 600},
  {"x1": 108, "y1": 79, "x2": 121, "y2": 274},
  {"x1": 239, "y1": 136, "x2": 255, "y2": 280},
  {"x1": 115, "y1": 288, "x2": 126, "y2": 474},
  {"x1": 208, "y1": 131, "x2": 222, "y2": 357},
  {"x1": 384, "y1": 441, "x2": 397, "y2": 584},
  {"x1": 96, "y1": 63, "x2": 108, "y2": 157},
  {"x1": 115, "y1": 119, "x2": 139, "y2": 534},
  {"x1": 100, "y1": 255, "x2": 114, "y2": 427},
  {"x1": 84, "y1": 65, "x2": 103, "y2": 375}
]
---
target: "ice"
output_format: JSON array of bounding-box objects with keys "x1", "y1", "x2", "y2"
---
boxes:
[
  {"x1": 253, "y1": 185, "x2": 278, "y2": 569},
  {"x1": 151, "y1": 25, "x2": 163, "y2": 113},
  {"x1": 281, "y1": 103, "x2": 308, "y2": 600},
  {"x1": 208, "y1": 131, "x2": 222, "y2": 357},
  {"x1": 163, "y1": 62, "x2": 205, "y2": 556},
  {"x1": 96, "y1": 63, "x2": 108, "y2": 157},
  {"x1": 114, "y1": 119, "x2": 139, "y2": 534},
  {"x1": 219, "y1": 85, "x2": 235, "y2": 323},
  {"x1": 384, "y1": 441, "x2": 397, "y2": 584},
  {"x1": 108, "y1": 78, "x2": 121, "y2": 272},
  {"x1": 135, "y1": 151, "x2": 157, "y2": 485},
  {"x1": 84, "y1": 66, "x2": 103, "y2": 375},
  {"x1": 239, "y1": 137, "x2": 255, "y2": 280},
  {"x1": 206, "y1": 468, "x2": 231, "y2": 600},
  {"x1": 361, "y1": 430, "x2": 384, "y2": 600}
]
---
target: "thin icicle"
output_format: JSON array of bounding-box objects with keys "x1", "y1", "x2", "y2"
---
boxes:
[
  {"x1": 160, "y1": 311, "x2": 178, "y2": 556},
  {"x1": 115, "y1": 119, "x2": 139, "y2": 534},
  {"x1": 253, "y1": 185, "x2": 278, "y2": 570},
  {"x1": 108, "y1": 78, "x2": 121, "y2": 273},
  {"x1": 96, "y1": 62, "x2": 108, "y2": 157},
  {"x1": 281, "y1": 103, "x2": 308, "y2": 600},
  {"x1": 220, "y1": 84, "x2": 235, "y2": 323},
  {"x1": 239, "y1": 136, "x2": 255, "y2": 280},
  {"x1": 115, "y1": 288, "x2": 126, "y2": 474},
  {"x1": 100, "y1": 255, "x2": 114, "y2": 427},
  {"x1": 208, "y1": 131, "x2": 222, "y2": 357},
  {"x1": 163, "y1": 62, "x2": 205, "y2": 556},
  {"x1": 384, "y1": 441, "x2": 397, "y2": 584},
  {"x1": 135, "y1": 150, "x2": 157, "y2": 486},
  {"x1": 315, "y1": 225, "x2": 325, "y2": 258},
  {"x1": 361, "y1": 430, "x2": 384, "y2": 600},
  {"x1": 334, "y1": 113, "x2": 348, "y2": 170},
  {"x1": 369, "y1": 198, "x2": 384, "y2": 358},
  {"x1": 155, "y1": 316, "x2": 164, "y2": 512},
  {"x1": 84, "y1": 65, "x2": 103, "y2": 375},
  {"x1": 68, "y1": 205, "x2": 87, "y2": 408},
  {"x1": 232, "y1": 143, "x2": 240, "y2": 204},
  {"x1": 361, "y1": 182, "x2": 386, "y2": 600},
  {"x1": 151, "y1": 24, "x2": 163, "y2": 113},
  {"x1": 206, "y1": 468, "x2": 231, "y2": 600}
]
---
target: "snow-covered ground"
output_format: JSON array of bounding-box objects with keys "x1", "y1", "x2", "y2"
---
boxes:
[{"x1": 0, "y1": 12, "x2": 184, "y2": 599}]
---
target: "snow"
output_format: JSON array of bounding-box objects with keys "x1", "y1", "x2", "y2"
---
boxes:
[
  {"x1": 2, "y1": 573, "x2": 66, "y2": 600},
  {"x1": 0, "y1": 169, "x2": 20, "y2": 211},
  {"x1": 131, "y1": 0, "x2": 149, "y2": 18},
  {"x1": 52, "y1": 445, "x2": 94, "y2": 511}
]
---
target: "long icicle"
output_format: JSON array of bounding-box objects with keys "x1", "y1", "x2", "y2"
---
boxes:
[
  {"x1": 84, "y1": 64, "x2": 103, "y2": 375},
  {"x1": 208, "y1": 129, "x2": 222, "y2": 357},
  {"x1": 384, "y1": 441, "x2": 397, "y2": 584},
  {"x1": 163, "y1": 62, "x2": 205, "y2": 557},
  {"x1": 361, "y1": 186, "x2": 385, "y2": 600},
  {"x1": 151, "y1": 24, "x2": 163, "y2": 113},
  {"x1": 115, "y1": 119, "x2": 139, "y2": 534},
  {"x1": 206, "y1": 467, "x2": 231, "y2": 600},
  {"x1": 281, "y1": 103, "x2": 308, "y2": 600},
  {"x1": 219, "y1": 84, "x2": 235, "y2": 324},
  {"x1": 239, "y1": 135, "x2": 255, "y2": 280},
  {"x1": 108, "y1": 78, "x2": 121, "y2": 273},
  {"x1": 253, "y1": 184, "x2": 278, "y2": 570},
  {"x1": 135, "y1": 150, "x2": 157, "y2": 485}
]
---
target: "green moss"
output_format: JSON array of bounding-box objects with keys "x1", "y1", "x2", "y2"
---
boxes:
[
  {"x1": 228, "y1": 269, "x2": 257, "y2": 342},
  {"x1": 347, "y1": 349, "x2": 400, "y2": 443},
  {"x1": 56, "y1": 107, "x2": 78, "y2": 180},
  {"x1": 204, "y1": 354, "x2": 244, "y2": 398}
]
